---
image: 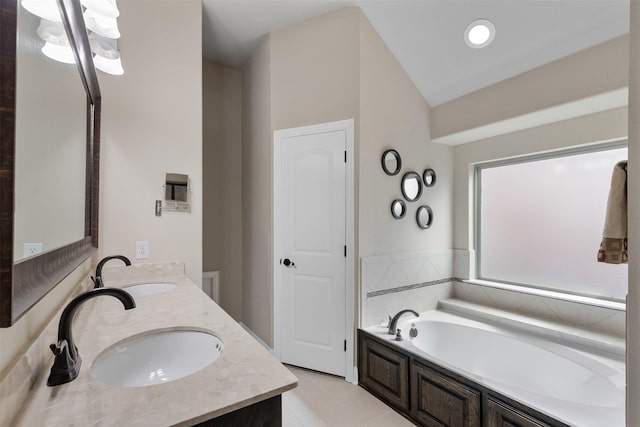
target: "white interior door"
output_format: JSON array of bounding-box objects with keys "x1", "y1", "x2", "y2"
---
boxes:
[{"x1": 277, "y1": 127, "x2": 347, "y2": 377}]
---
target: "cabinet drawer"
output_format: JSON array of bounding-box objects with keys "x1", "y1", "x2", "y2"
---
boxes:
[
  {"x1": 486, "y1": 397, "x2": 551, "y2": 427},
  {"x1": 359, "y1": 336, "x2": 410, "y2": 411},
  {"x1": 411, "y1": 361, "x2": 481, "y2": 427}
]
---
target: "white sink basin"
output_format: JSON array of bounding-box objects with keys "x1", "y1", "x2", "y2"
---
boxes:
[
  {"x1": 91, "y1": 329, "x2": 223, "y2": 387},
  {"x1": 123, "y1": 282, "x2": 177, "y2": 296}
]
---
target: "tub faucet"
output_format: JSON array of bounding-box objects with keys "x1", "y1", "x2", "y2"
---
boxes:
[
  {"x1": 47, "y1": 287, "x2": 136, "y2": 386},
  {"x1": 388, "y1": 309, "x2": 419, "y2": 335},
  {"x1": 92, "y1": 255, "x2": 131, "y2": 288}
]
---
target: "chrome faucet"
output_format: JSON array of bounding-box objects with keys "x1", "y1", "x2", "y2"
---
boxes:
[
  {"x1": 47, "y1": 287, "x2": 136, "y2": 386},
  {"x1": 92, "y1": 255, "x2": 131, "y2": 288},
  {"x1": 388, "y1": 309, "x2": 419, "y2": 335}
]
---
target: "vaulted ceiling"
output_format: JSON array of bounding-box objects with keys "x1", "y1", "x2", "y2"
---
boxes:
[{"x1": 202, "y1": 0, "x2": 630, "y2": 107}]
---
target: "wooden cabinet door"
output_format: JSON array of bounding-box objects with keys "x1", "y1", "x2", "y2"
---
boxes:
[
  {"x1": 359, "y1": 336, "x2": 410, "y2": 411},
  {"x1": 411, "y1": 362, "x2": 481, "y2": 427},
  {"x1": 486, "y1": 397, "x2": 551, "y2": 427}
]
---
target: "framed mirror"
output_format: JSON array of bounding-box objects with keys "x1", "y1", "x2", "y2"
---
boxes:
[
  {"x1": 416, "y1": 205, "x2": 433, "y2": 229},
  {"x1": 401, "y1": 171, "x2": 422, "y2": 202},
  {"x1": 381, "y1": 149, "x2": 401, "y2": 176},
  {"x1": 390, "y1": 199, "x2": 406, "y2": 219},
  {"x1": 0, "y1": 0, "x2": 101, "y2": 327},
  {"x1": 423, "y1": 168, "x2": 436, "y2": 187}
]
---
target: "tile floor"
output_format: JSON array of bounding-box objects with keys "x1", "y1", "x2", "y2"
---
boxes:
[{"x1": 282, "y1": 365, "x2": 415, "y2": 426}]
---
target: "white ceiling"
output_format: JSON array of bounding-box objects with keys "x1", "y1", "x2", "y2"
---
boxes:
[{"x1": 202, "y1": 0, "x2": 630, "y2": 107}]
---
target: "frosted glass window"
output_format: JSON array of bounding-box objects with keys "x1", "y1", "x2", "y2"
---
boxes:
[{"x1": 478, "y1": 146, "x2": 628, "y2": 301}]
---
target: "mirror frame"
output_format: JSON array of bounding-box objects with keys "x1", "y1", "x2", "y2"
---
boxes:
[
  {"x1": 390, "y1": 199, "x2": 406, "y2": 219},
  {"x1": 423, "y1": 168, "x2": 436, "y2": 187},
  {"x1": 416, "y1": 205, "x2": 433, "y2": 230},
  {"x1": 401, "y1": 171, "x2": 423, "y2": 202},
  {"x1": 381, "y1": 149, "x2": 402, "y2": 176},
  {"x1": 0, "y1": 0, "x2": 101, "y2": 327}
]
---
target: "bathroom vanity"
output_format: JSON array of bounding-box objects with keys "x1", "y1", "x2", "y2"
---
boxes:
[{"x1": 9, "y1": 262, "x2": 297, "y2": 426}]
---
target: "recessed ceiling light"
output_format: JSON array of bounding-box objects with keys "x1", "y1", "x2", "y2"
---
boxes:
[{"x1": 464, "y1": 19, "x2": 495, "y2": 48}]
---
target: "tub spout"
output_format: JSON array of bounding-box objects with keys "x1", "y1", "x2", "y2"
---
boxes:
[{"x1": 388, "y1": 309, "x2": 419, "y2": 335}]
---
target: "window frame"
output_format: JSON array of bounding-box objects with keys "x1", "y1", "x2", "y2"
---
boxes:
[{"x1": 472, "y1": 139, "x2": 629, "y2": 305}]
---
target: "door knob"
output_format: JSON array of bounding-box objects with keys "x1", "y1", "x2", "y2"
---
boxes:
[{"x1": 281, "y1": 258, "x2": 295, "y2": 267}]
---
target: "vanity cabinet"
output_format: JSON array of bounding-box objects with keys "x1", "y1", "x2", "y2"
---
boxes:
[
  {"x1": 359, "y1": 332, "x2": 410, "y2": 412},
  {"x1": 411, "y1": 361, "x2": 481, "y2": 427},
  {"x1": 486, "y1": 397, "x2": 551, "y2": 427},
  {"x1": 357, "y1": 330, "x2": 568, "y2": 427}
]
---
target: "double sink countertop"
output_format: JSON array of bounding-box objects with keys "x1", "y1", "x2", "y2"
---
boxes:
[{"x1": 11, "y1": 262, "x2": 297, "y2": 426}]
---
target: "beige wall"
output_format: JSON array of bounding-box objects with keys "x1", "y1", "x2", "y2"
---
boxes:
[
  {"x1": 453, "y1": 106, "x2": 628, "y2": 250},
  {"x1": 242, "y1": 36, "x2": 273, "y2": 344},
  {"x1": 433, "y1": 35, "x2": 630, "y2": 140},
  {"x1": 241, "y1": 8, "x2": 452, "y2": 344},
  {"x1": 359, "y1": 14, "x2": 453, "y2": 257},
  {"x1": 270, "y1": 8, "x2": 360, "y2": 131},
  {"x1": 627, "y1": 0, "x2": 639, "y2": 424},
  {"x1": 202, "y1": 61, "x2": 243, "y2": 320},
  {"x1": 99, "y1": 0, "x2": 203, "y2": 286}
]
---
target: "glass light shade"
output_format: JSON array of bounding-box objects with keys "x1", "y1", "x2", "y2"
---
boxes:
[
  {"x1": 36, "y1": 19, "x2": 69, "y2": 45},
  {"x1": 21, "y1": 0, "x2": 61, "y2": 22},
  {"x1": 94, "y1": 54, "x2": 124, "y2": 75},
  {"x1": 88, "y1": 32, "x2": 119, "y2": 59},
  {"x1": 84, "y1": 9, "x2": 121, "y2": 39},
  {"x1": 81, "y1": 0, "x2": 119, "y2": 18},
  {"x1": 41, "y1": 42, "x2": 76, "y2": 64}
]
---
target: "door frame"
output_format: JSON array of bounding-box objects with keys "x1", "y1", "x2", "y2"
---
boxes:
[{"x1": 273, "y1": 119, "x2": 355, "y2": 383}]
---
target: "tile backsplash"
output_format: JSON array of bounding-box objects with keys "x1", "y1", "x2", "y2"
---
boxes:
[
  {"x1": 453, "y1": 281, "x2": 625, "y2": 338},
  {"x1": 360, "y1": 250, "x2": 454, "y2": 327},
  {"x1": 362, "y1": 249, "x2": 626, "y2": 338}
]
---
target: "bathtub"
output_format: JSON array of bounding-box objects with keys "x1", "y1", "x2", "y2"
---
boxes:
[{"x1": 365, "y1": 310, "x2": 625, "y2": 427}]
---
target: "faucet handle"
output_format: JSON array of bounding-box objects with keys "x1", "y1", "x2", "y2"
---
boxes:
[
  {"x1": 49, "y1": 340, "x2": 67, "y2": 356},
  {"x1": 386, "y1": 315, "x2": 392, "y2": 327}
]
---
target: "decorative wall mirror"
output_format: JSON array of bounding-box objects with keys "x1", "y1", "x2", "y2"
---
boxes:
[
  {"x1": 423, "y1": 168, "x2": 436, "y2": 187},
  {"x1": 401, "y1": 171, "x2": 422, "y2": 202},
  {"x1": 416, "y1": 205, "x2": 433, "y2": 229},
  {"x1": 390, "y1": 199, "x2": 406, "y2": 219},
  {"x1": 381, "y1": 149, "x2": 402, "y2": 176},
  {"x1": 0, "y1": 0, "x2": 101, "y2": 327}
]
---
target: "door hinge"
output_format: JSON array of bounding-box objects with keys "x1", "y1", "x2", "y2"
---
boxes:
[
  {"x1": 344, "y1": 340, "x2": 347, "y2": 352},
  {"x1": 344, "y1": 151, "x2": 347, "y2": 163},
  {"x1": 344, "y1": 246, "x2": 347, "y2": 257}
]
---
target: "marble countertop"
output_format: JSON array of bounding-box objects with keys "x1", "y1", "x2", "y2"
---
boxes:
[{"x1": 12, "y1": 263, "x2": 297, "y2": 426}]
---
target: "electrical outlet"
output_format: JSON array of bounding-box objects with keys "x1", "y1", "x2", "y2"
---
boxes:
[
  {"x1": 23, "y1": 243, "x2": 43, "y2": 258},
  {"x1": 135, "y1": 240, "x2": 149, "y2": 259}
]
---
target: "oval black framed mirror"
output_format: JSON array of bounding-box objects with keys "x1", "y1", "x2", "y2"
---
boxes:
[
  {"x1": 423, "y1": 168, "x2": 436, "y2": 187},
  {"x1": 390, "y1": 199, "x2": 406, "y2": 219},
  {"x1": 401, "y1": 171, "x2": 422, "y2": 202},
  {"x1": 0, "y1": 0, "x2": 101, "y2": 327},
  {"x1": 381, "y1": 149, "x2": 401, "y2": 176},
  {"x1": 416, "y1": 205, "x2": 433, "y2": 229}
]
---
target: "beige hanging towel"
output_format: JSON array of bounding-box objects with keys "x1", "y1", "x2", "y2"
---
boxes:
[{"x1": 598, "y1": 160, "x2": 628, "y2": 264}]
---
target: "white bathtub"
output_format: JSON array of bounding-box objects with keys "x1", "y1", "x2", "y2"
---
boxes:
[{"x1": 366, "y1": 310, "x2": 625, "y2": 427}]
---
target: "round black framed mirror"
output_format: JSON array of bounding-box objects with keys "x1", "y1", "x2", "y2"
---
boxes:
[
  {"x1": 401, "y1": 171, "x2": 422, "y2": 202},
  {"x1": 390, "y1": 199, "x2": 406, "y2": 219},
  {"x1": 381, "y1": 149, "x2": 401, "y2": 176},
  {"x1": 416, "y1": 205, "x2": 433, "y2": 229},
  {"x1": 423, "y1": 168, "x2": 436, "y2": 187}
]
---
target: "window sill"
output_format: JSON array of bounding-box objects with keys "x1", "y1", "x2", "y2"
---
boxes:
[{"x1": 463, "y1": 279, "x2": 626, "y2": 312}]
